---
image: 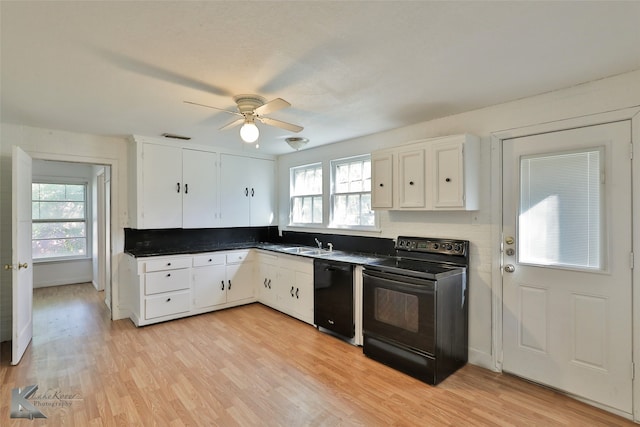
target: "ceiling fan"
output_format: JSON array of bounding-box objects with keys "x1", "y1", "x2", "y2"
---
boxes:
[{"x1": 185, "y1": 94, "x2": 303, "y2": 144}]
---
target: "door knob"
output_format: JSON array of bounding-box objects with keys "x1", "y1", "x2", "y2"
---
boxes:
[
  {"x1": 504, "y1": 264, "x2": 515, "y2": 273},
  {"x1": 4, "y1": 264, "x2": 12, "y2": 270},
  {"x1": 505, "y1": 236, "x2": 514, "y2": 245}
]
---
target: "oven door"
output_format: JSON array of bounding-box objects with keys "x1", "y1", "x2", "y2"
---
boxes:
[{"x1": 363, "y1": 268, "x2": 435, "y2": 355}]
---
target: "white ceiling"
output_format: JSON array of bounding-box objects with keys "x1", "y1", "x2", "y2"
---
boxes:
[{"x1": 2, "y1": 1, "x2": 640, "y2": 155}]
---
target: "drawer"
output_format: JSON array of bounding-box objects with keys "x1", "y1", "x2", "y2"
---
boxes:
[
  {"x1": 145, "y1": 268, "x2": 190, "y2": 295},
  {"x1": 193, "y1": 253, "x2": 225, "y2": 267},
  {"x1": 145, "y1": 291, "x2": 190, "y2": 320},
  {"x1": 226, "y1": 250, "x2": 250, "y2": 264},
  {"x1": 144, "y1": 257, "x2": 191, "y2": 273}
]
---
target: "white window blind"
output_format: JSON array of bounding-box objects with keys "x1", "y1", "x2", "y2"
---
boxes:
[{"x1": 519, "y1": 148, "x2": 604, "y2": 269}]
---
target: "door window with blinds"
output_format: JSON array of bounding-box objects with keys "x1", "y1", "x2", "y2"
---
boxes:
[
  {"x1": 32, "y1": 182, "x2": 89, "y2": 260},
  {"x1": 518, "y1": 147, "x2": 605, "y2": 270}
]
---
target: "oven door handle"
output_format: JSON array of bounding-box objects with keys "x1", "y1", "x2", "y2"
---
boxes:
[{"x1": 363, "y1": 269, "x2": 435, "y2": 293}]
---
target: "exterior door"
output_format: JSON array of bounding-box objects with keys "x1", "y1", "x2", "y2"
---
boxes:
[
  {"x1": 12, "y1": 146, "x2": 33, "y2": 365},
  {"x1": 502, "y1": 121, "x2": 632, "y2": 413}
]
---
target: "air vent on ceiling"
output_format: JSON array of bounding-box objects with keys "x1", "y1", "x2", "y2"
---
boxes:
[{"x1": 162, "y1": 133, "x2": 191, "y2": 140}]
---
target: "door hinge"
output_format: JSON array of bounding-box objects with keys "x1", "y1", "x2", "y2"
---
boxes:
[
  {"x1": 632, "y1": 362, "x2": 635, "y2": 380},
  {"x1": 630, "y1": 252, "x2": 634, "y2": 269},
  {"x1": 630, "y1": 143, "x2": 633, "y2": 160}
]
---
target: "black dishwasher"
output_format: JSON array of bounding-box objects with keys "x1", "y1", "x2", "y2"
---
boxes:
[{"x1": 314, "y1": 259, "x2": 354, "y2": 338}]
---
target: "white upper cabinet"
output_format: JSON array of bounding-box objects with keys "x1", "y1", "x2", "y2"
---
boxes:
[
  {"x1": 398, "y1": 147, "x2": 426, "y2": 208},
  {"x1": 431, "y1": 135, "x2": 479, "y2": 210},
  {"x1": 129, "y1": 140, "x2": 218, "y2": 229},
  {"x1": 371, "y1": 152, "x2": 393, "y2": 209},
  {"x1": 219, "y1": 154, "x2": 276, "y2": 227},
  {"x1": 371, "y1": 134, "x2": 479, "y2": 211}
]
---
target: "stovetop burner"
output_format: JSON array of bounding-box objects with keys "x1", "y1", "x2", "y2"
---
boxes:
[{"x1": 364, "y1": 236, "x2": 469, "y2": 280}]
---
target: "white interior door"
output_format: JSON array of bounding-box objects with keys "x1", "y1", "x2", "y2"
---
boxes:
[
  {"x1": 12, "y1": 146, "x2": 33, "y2": 365},
  {"x1": 502, "y1": 121, "x2": 633, "y2": 413}
]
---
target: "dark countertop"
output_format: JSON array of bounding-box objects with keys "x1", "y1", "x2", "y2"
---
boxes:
[{"x1": 125, "y1": 242, "x2": 388, "y2": 265}]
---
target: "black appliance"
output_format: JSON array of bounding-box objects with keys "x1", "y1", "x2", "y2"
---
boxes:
[
  {"x1": 314, "y1": 259, "x2": 355, "y2": 339},
  {"x1": 363, "y1": 236, "x2": 469, "y2": 385}
]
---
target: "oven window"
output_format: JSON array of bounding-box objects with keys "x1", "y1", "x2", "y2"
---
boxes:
[{"x1": 374, "y1": 288, "x2": 419, "y2": 332}]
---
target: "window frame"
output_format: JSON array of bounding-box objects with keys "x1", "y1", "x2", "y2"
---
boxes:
[
  {"x1": 289, "y1": 162, "x2": 324, "y2": 226},
  {"x1": 32, "y1": 179, "x2": 92, "y2": 263},
  {"x1": 329, "y1": 154, "x2": 376, "y2": 230}
]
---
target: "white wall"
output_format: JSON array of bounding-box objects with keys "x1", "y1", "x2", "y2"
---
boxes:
[
  {"x1": 0, "y1": 125, "x2": 128, "y2": 341},
  {"x1": 31, "y1": 160, "x2": 94, "y2": 288},
  {"x1": 277, "y1": 69, "x2": 640, "y2": 370}
]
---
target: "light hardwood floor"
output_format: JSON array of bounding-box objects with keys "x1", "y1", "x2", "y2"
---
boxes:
[{"x1": 1, "y1": 283, "x2": 635, "y2": 426}]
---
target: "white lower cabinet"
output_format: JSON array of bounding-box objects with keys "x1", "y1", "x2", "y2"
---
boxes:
[
  {"x1": 126, "y1": 250, "x2": 256, "y2": 326},
  {"x1": 256, "y1": 251, "x2": 314, "y2": 325}
]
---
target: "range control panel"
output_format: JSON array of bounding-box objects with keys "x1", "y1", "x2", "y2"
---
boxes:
[{"x1": 396, "y1": 236, "x2": 467, "y2": 256}]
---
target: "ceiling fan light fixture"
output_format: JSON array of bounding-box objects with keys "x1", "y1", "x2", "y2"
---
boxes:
[
  {"x1": 286, "y1": 137, "x2": 309, "y2": 150},
  {"x1": 240, "y1": 120, "x2": 259, "y2": 143}
]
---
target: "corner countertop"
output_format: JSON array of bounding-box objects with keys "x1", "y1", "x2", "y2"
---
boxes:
[{"x1": 125, "y1": 242, "x2": 388, "y2": 265}]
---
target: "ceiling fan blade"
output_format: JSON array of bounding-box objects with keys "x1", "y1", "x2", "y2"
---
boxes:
[
  {"x1": 184, "y1": 101, "x2": 242, "y2": 116},
  {"x1": 254, "y1": 98, "x2": 291, "y2": 115},
  {"x1": 219, "y1": 117, "x2": 245, "y2": 131},
  {"x1": 258, "y1": 116, "x2": 303, "y2": 133}
]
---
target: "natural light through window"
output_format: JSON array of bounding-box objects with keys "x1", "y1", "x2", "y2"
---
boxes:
[
  {"x1": 519, "y1": 148, "x2": 603, "y2": 269},
  {"x1": 330, "y1": 155, "x2": 374, "y2": 228},
  {"x1": 290, "y1": 163, "x2": 323, "y2": 225},
  {"x1": 32, "y1": 183, "x2": 88, "y2": 260}
]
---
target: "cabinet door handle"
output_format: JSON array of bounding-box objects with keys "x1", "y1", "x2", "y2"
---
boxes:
[
  {"x1": 264, "y1": 278, "x2": 268, "y2": 288},
  {"x1": 185, "y1": 183, "x2": 189, "y2": 194},
  {"x1": 295, "y1": 288, "x2": 299, "y2": 299},
  {"x1": 251, "y1": 188, "x2": 255, "y2": 197},
  {"x1": 245, "y1": 187, "x2": 248, "y2": 197},
  {"x1": 221, "y1": 280, "x2": 225, "y2": 290},
  {"x1": 267, "y1": 279, "x2": 271, "y2": 289},
  {"x1": 290, "y1": 286, "x2": 295, "y2": 297},
  {"x1": 208, "y1": 259, "x2": 212, "y2": 262},
  {"x1": 228, "y1": 280, "x2": 232, "y2": 290},
  {"x1": 177, "y1": 182, "x2": 181, "y2": 193}
]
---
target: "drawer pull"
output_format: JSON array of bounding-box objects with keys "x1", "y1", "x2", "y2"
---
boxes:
[{"x1": 166, "y1": 298, "x2": 171, "y2": 302}]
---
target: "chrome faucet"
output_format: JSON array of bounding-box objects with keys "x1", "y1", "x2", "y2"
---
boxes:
[{"x1": 314, "y1": 238, "x2": 322, "y2": 249}]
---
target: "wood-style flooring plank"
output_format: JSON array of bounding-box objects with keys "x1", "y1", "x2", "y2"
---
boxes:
[{"x1": 0, "y1": 283, "x2": 635, "y2": 426}]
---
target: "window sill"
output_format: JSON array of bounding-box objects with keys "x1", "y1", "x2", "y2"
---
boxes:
[
  {"x1": 33, "y1": 256, "x2": 92, "y2": 265},
  {"x1": 284, "y1": 224, "x2": 381, "y2": 234}
]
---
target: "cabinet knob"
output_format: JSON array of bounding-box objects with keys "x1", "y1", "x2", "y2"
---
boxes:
[
  {"x1": 167, "y1": 262, "x2": 171, "y2": 266},
  {"x1": 166, "y1": 298, "x2": 171, "y2": 302},
  {"x1": 409, "y1": 181, "x2": 414, "y2": 186},
  {"x1": 208, "y1": 259, "x2": 212, "y2": 262},
  {"x1": 445, "y1": 178, "x2": 451, "y2": 182},
  {"x1": 166, "y1": 273, "x2": 171, "y2": 277},
  {"x1": 379, "y1": 183, "x2": 384, "y2": 187}
]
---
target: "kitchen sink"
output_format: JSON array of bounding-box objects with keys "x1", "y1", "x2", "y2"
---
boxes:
[{"x1": 280, "y1": 246, "x2": 333, "y2": 256}]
